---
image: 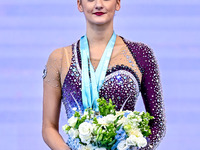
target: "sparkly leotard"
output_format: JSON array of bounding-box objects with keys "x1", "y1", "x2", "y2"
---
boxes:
[{"x1": 44, "y1": 37, "x2": 166, "y2": 150}]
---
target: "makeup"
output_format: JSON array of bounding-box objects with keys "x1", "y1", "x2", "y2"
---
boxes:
[{"x1": 94, "y1": 12, "x2": 105, "y2": 16}]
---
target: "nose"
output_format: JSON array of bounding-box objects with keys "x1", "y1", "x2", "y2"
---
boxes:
[{"x1": 95, "y1": 0, "x2": 103, "y2": 10}]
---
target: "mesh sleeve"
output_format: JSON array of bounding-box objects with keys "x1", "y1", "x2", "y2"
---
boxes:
[{"x1": 43, "y1": 48, "x2": 63, "y2": 88}]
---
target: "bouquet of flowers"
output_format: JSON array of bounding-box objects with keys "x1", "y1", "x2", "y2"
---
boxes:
[{"x1": 62, "y1": 98, "x2": 154, "y2": 150}]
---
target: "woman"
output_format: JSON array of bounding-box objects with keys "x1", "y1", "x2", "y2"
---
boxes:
[{"x1": 42, "y1": 0, "x2": 166, "y2": 150}]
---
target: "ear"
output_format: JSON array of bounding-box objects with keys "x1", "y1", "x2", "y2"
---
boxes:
[
  {"x1": 116, "y1": 0, "x2": 121, "y2": 11},
  {"x1": 77, "y1": 0, "x2": 83, "y2": 12}
]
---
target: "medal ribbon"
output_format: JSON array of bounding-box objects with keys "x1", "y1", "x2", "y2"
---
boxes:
[{"x1": 80, "y1": 31, "x2": 117, "y2": 111}]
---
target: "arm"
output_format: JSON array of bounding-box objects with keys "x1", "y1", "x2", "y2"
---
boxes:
[
  {"x1": 42, "y1": 82, "x2": 70, "y2": 150},
  {"x1": 140, "y1": 45, "x2": 166, "y2": 150},
  {"x1": 121, "y1": 39, "x2": 166, "y2": 149},
  {"x1": 42, "y1": 48, "x2": 71, "y2": 150}
]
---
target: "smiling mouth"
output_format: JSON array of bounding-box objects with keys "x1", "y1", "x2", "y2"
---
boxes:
[{"x1": 94, "y1": 12, "x2": 105, "y2": 16}]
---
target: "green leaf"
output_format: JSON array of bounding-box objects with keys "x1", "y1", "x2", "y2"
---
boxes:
[
  {"x1": 114, "y1": 115, "x2": 123, "y2": 124},
  {"x1": 98, "y1": 134, "x2": 103, "y2": 141},
  {"x1": 108, "y1": 139, "x2": 117, "y2": 146},
  {"x1": 97, "y1": 97, "x2": 116, "y2": 116},
  {"x1": 93, "y1": 117, "x2": 98, "y2": 124},
  {"x1": 74, "y1": 111, "x2": 80, "y2": 118}
]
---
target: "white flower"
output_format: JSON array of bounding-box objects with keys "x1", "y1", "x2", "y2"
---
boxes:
[
  {"x1": 62, "y1": 124, "x2": 70, "y2": 134},
  {"x1": 116, "y1": 111, "x2": 125, "y2": 116},
  {"x1": 126, "y1": 135, "x2": 147, "y2": 148},
  {"x1": 72, "y1": 107, "x2": 77, "y2": 111},
  {"x1": 68, "y1": 128, "x2": 79, "y2": 139},
  {"x1": 125, "y1": 110, "x2": 132, "y2": 113},
  {"x1": 79, "y1": 133, "x2": 92, "y2": 144},
  {"x1": 68, "y1": 116, "x2": 78, "y2": 127},
  {"x1": 92, "y1": 124, "x2": 97, "y2": 131},
  {"x1": 139, "y1": 111, "x2": 144, "y2": 115},
  {"x1": 136, "y1": 116, "x2": 142, "y2": 122},
  {"x1": 127, "y1": 128, "x2": 143, "y2": 137},
  {"x1": 117, "y1": 116, "x2": 126, "y2": 125},
  {"x1": 135, "y1": 136, "x2": 147, "y2": 148},
  {"x1": 103, "y1": 114, "x2": 117, "y2": 124},
  {"x1": 126, "y1": 135, "x2": 137, "y2": 146},
  {"x1": 117, "y1": 140, "x2": 130, "y2": 150},
  {"x1": 84, "y1": 110, "x2": 95, "y2": 118},
  {"x1": 78, "y1": 122, "x2": 92, "y2": 136},
  {"x1": 126, "y1": 119, "x2": 139, "y2": 129},
  {"x1": 97, "y1": 117, "x2": 108, "y2": 125},
  {"x1": 83, "y1": 111, "x2": 88, "y2": 116},
  {"x1": 81, "y1": 144, "x2": 95, "y2": 150},
  {"x1": 95, "y1": 114, "x2": 116, "y2": 126},
  {"x1": 126, "y1": 112, "x2": 142, "y2": 124},
  {"x1": 127, "y1": 112, "x2": 135, "y2": 118},
  {"x1": 78, "y1": 122, "x2": 93, "y2": 144}
]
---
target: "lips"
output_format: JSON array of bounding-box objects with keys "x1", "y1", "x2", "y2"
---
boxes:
[{"x1": 94, "y1": 12, "x2": 105, "y2": 16}]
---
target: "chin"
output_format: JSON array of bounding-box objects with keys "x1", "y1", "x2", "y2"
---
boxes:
[
  {"x1": 90, "y1": 19, "x2": 113, "y2": 26},
  {"x1": 94, "y1": 22, "x2": 108, "y2": 26}
]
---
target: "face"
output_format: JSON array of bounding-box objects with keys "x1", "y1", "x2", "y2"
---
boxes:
[{"x1": 77, "y1": 0, "x2": 121, "y2": 26}]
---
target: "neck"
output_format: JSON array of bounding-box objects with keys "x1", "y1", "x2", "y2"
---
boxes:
[{"x1": 86, "y1": 21, "x2": 114, "y2": 47}]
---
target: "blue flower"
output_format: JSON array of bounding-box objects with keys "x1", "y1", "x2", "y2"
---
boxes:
[
  {"x1": 111, "y1": 126, "x2": 127, "y2": 150},
  {"x1": 85, "y1": 119, "x2": 93, "y2": 124},
  {"x1": 116, "y1": 126, "x2": 127, "y2": 141},
  {"x1": 67, "y1": 135, "x2": 81, "y2": 150},
  {"x1": 111, "y1": 140, "x2": 120, "y2": 150},
  {"x1": 115, "y1": 131, "x2": 126, "y2": 141},
  {"x1": 124, "y1": 112, "x2": 130, "y2": 117},
  {"x1": 74, "y1": 138, "x2": 81, "y2": 149},
  {"x1": 96, "y1": 115, "x2": 103, "y2": 119}
]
